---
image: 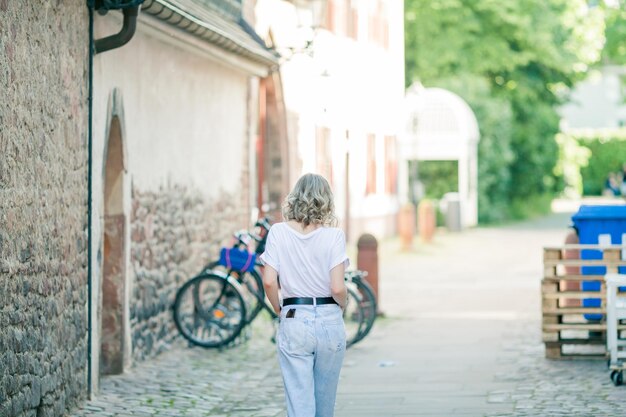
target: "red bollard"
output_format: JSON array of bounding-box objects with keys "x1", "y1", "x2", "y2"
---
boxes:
[{"x1": 357, "y1": 234, "x2": 379, "y2": 311}]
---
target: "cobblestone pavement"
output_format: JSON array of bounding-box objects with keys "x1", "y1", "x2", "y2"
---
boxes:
[
  {"x1": 73, "y1": 211, "x2": 626, "y2": 416},
  {"x1": 72, "y1": 325, "x2": 286, "y2": 417}
]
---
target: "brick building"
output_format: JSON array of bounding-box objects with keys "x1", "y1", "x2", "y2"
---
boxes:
[{"x1": 1, "y1": 1, "x2": 284, "y2": 415}]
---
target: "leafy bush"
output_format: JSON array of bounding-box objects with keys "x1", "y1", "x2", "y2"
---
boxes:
[
  {"x1": 554, "y1": 132, "x2": 591, "y2": 197},
  {"x1": 509, "y1": 193, "x2": 554, "y2": 220},
  {"x1": 555, "y1": 130, "x2": 626, "y2": 196},
  {"x1": 417, "y1": 160, "x2": 458, "y2": 200},
  {"x1": 578, "y1": 132, "x2": 626, "y2": 195}
]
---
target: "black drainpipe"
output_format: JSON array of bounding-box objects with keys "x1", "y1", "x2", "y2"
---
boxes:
[
  {"x1": 87, "y1": 0, "x2": 94, "y2": 398},
  {"x1": 95, "y1": 5, "x2": 141, "y2": 55}
]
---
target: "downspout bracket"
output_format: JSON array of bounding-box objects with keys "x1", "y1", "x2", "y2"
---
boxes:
[
  {"x1": 95, "y1": 0, "x2": 145, "y2": 13},
  {"x1": 92, "y1": 1, "x2": 144, "y2": 54}
]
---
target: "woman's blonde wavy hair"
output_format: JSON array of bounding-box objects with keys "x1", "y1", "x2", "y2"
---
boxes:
[{"x1": 282, "y1": 173, "x2": 337, "y2": 227}]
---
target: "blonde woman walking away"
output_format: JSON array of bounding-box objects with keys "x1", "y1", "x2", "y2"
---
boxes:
[{"x1": 260, "y1": 173, "x2": 348, "y2": 417}]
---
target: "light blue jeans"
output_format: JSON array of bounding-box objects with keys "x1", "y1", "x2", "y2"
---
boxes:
[{"x1": 277, "y1": 304, "x2": 346, "y2": 417}]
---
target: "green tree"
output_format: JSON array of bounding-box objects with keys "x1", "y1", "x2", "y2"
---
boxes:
[
  {"x1": 579, "y1": 134, "x2": 626, "y2": 195},
  {"x1": 603, "y1": 1, "x2": 626, "y2": 64},
  {"x1": 405, "y1": 0, "x2": 605, "y2": 221}
]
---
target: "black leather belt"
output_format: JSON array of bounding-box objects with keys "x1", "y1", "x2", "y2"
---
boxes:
[{"x1": 283, "y1": 297, "x2": 337, "y2": 306}]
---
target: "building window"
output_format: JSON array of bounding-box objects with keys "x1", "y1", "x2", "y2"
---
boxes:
[
  {"x1": 368, "y1": 0, "x2": 388, "y2": 49},
  {"x1": 326, "y1": 0, "x2": 335, "y2": 31},
  {"x1": 366, "y1": 134, "x2": 377, "y2": 195},
  {"x1": 347, "y1": 0, "x2": 358, "y2": 40},
  {"x1": 326, "y1": 0, "x2": 348, "y2": 36},
  {"x1": 384, "y1": 135, "x2": 397, "y2": 194},
  {"x1": 316, "y1": 126, "x2": 333, "y2": 185}
]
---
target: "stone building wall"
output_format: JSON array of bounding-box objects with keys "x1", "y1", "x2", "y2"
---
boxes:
[
  {"x1": 0, "y1": 2, "x2": 89, "y2": 417},
  {"x1": 129, "y1": 185, "x2": 249, "y2": 361}
]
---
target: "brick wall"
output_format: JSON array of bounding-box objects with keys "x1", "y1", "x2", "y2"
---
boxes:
[
  {"x1": 0, "y1": 2, "x2": 89, "y2": 417},
  {"x1": 129, "y1": 185, "x2": 249, "y2": 361}
]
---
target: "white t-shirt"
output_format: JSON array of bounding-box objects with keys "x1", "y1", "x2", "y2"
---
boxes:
[{"x1": 259, "y1": 222, "x2": 350, "y2": 299}]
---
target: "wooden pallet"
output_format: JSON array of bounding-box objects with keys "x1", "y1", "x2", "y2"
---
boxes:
[{"x1": 542, "y1": 245, "x2": 626, "y2": 359}]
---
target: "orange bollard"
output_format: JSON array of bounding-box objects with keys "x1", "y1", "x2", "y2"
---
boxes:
[
  {"x1": 357, "y1": 234, "x2": 379, "y2": 310},
  {"x1": 397, "y1": 203, "x2": 416, "y2": 251},
  {"x1": 417, "y1": 199, "x2": 436, "y2": 243}
]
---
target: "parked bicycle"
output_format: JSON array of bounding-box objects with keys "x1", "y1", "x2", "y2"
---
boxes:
[
  {"x1": 173, "y1": 218, "x2": 377, "y2": 349},
  {"x1": 345, "y1": 270, "x2": 377, "y2": 345}
]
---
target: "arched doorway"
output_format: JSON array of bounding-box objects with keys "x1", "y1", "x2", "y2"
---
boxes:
[
  {"x1": 101, "y1": 115, "x2": 126, "y2": 375},
  {"x1": 400, "y1": 84, "x2": 480, "y2": 228}
]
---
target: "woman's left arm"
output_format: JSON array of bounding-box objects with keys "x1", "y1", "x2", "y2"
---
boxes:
[
  {"x1": 263, "y1": 265, "x2": 281, "y2": 314},
  {"x1": 330, "y1": 263, "x2": 347, "y2": 309}
]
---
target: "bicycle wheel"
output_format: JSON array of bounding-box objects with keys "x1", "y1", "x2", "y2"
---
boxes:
[
  {"x1": 205, "y1": 260, "x2": 265, "y2": 323},
  {"x1": 344, "y1": 283, "x2": 365, "y2": 348},
  {"x1": 173, "y1": 272, "x2": 246, "y2": 348},
  {"x1": 352, "y1": 276, "x2": 377, "y2": 344}
]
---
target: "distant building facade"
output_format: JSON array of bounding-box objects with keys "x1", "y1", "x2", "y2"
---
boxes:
[
  {"x1": 255, "y1": 0, "x2": 405, "y2": 241},
  {"x1": 1, "y1": 1, "x2": 283, "y2": 415},
  {"x1": 559, "y1": 65, "x2": 626, "y2": 131}
]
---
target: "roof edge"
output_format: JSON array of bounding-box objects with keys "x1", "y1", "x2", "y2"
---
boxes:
[{"x1": 141, "y1": 0, "x2": 279, "y2": 68}]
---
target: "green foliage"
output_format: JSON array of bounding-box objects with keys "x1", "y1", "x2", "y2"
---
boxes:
[
  {"x1": 417, "y1": 161, "x2": 458, "y2": 200},
  {"x1": 404, "y1": 0, "x2": 606, "y2": 222},
  {"x1": 554, "y1": 133, "x2": 592, "y2": 197},
  {"x1": 578, "y1": 133, "x2": 626, "y2": 195},
  {"x1": 555, "y1": 131, "x2": 626, "y2": 196},
  {"x1": 509, "y1": 193, "x2": 555, "y2": 220},
  {"x1": 507, "y1": 95, "x2": 561, "y2": 199},
  {"x1": 405, "y1": 0, "x2": 603, "y2": 87},
  {"x1": 603, "y1": 3, "x2": 626, "y2": 65},
  {"x1": 404, "y1": 1, "x2": 528, "y2": 86}
]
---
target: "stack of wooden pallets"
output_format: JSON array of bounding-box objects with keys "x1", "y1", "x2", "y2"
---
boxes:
[{"x1": 542, "y1": 244, "x2": 626, "y2": 359}]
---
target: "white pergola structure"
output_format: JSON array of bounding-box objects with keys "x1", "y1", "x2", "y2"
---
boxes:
[{"x1": 399, "y1": 84, "x2": 480, "y2": 227}]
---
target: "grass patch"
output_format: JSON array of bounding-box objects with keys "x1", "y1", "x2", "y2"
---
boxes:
[{"x1": 508, "y1": 193, "x2": 554, "y2": 221}]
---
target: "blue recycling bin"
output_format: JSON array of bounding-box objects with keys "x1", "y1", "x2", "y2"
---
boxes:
[{"x1": 571, "y1": 205, "x2": 626, "y2": 320}]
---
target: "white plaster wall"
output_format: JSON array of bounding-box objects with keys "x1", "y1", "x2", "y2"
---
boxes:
[
  {"x1": 89, "y1": 12, "x2": 261, "y2": 391},
  {"x1": 93, "y1": 17, "x2": 251, "y2": 196}
]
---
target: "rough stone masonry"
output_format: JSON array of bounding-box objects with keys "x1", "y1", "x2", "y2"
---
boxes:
[
  {"x1": 128, "y1": 185, "x2": 250, "y2": 362},
  {"x1": 0, "y1": 2, "x2": 90, "y2": 417}
]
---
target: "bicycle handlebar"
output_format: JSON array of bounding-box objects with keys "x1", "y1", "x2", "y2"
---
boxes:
[
  {"x1": 345, "y1": 270, "x2": 368, "y2": 279},
  {"x1": 255, "y1": 217, "x2": 271, "y2": 231},
  {"x1": 228, "y1": 218, "x2": 272, "y2": 251},
  {"x1": 233, "y1": 230, "x2": 253, "y2": 247}
]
